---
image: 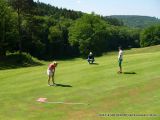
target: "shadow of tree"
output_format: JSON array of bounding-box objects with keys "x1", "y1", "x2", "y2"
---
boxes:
[
  {"x1": 0, "y1": 53, "x2": 43, "y2": 70},
  {"x1": 0, "y1": 61, "x2": 43, "y2": 70}
]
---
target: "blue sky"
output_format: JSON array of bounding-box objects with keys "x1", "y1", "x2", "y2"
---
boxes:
[{"x1": 35, "y1": 0, "x2": 160, "y2": 18}]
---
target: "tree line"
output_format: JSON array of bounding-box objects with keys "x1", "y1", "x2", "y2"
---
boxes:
[
  {"x1": 0, "y1": 0, "x2": 160, "y2": 60},
  {"x1": 109, "y1": 15, "x2": 160, "y2": 28}
]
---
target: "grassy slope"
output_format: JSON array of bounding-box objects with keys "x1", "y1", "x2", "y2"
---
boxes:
[{"x1": 0, "y1": 45, "x2": 160, "y2": 120}]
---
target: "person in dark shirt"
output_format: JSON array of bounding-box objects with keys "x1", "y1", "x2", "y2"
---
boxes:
[{"x1": 87, "y1": 52, "x2": 95, "y2": 64}]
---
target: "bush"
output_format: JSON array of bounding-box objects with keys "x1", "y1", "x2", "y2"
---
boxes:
[
  {"x1": 140, "y1": 24, "x2": 160, "y2": 47},
  {"x1": 5, "y1": 52, "x2": 40, "y2": 65}
]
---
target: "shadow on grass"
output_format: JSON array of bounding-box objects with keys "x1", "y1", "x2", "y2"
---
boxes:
[
  {"x1": 0, "y1": 61, "x2": 43, "y2": 70},
  {"x1": 55, "y1": 83, "x2": 72, "y2": 87},
  {"x1": 89, "y1": 63, "x2": 99, "y2": 65},
  {"x1": 123, "y1": 72, "x2": 136, "y2": 74}
]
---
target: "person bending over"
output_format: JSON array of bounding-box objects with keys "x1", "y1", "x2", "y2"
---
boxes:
[{"x1": 47, "y1": 61, "x2": 58, "y2": 86}]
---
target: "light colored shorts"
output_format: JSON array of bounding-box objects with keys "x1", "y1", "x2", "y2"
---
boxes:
[{"x1": 47, "y1": 69, "x2": 54, "y2": 76}]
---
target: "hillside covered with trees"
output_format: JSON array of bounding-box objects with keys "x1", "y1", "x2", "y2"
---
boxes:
[
  {"x1": 109, "y1": 15, "x2": 160, "y2": 28},
  {"x1": 0, "y1": 0, "x2": 160, "y2": 60}
]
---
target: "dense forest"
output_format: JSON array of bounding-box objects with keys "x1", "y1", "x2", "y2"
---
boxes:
[
  {"x1": 0, "y1": 0, "x2": 160, "y2": 60},
  {"x1": 109, "y1": 15, "x2": 160, "y2": 28}
]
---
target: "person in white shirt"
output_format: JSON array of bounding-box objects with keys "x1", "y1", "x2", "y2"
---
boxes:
[{"x1": 118, "y1": 47, "x2": 123, "y2": 73}]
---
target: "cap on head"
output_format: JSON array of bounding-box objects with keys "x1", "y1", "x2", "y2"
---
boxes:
[
  {"x1": 89, "y1": 52, "x2": 92, "y2": 55},
  {"x1": 52, "y1": 61, "x2": 58, "y2": 65}
]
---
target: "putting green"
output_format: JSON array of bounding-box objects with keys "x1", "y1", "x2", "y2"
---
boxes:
[{"x1": 0, "y1": 45, "x2": 160, "y2": 120}]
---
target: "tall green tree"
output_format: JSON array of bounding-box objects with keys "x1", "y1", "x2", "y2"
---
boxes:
[
  {"x1": 0, "y1": 0, "x2": 18, "y2": 58},
  {"x1": 140, "y1": 24, "x2": 160, "y2": 47},
  {"x1": 69, "y1": 14, "x2": 108, "y2": 56},
  {"x1": 9, "y1": 0, "x2": 34, "y2": 52},
  {"x1": 48, "y1": 17, "x2": 73, "y2": 59},
  {"x1": 23, "y1": 16, "x2": 48, "y2": 59}
]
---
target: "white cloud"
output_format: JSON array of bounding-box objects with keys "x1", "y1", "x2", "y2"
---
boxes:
[{"x1": 76, "y1": 0, "x2": 81, "y2": 4}]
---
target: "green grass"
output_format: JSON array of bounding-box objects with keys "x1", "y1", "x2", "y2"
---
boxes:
[{"x1": 0, "y1": 45, "x2": 160, "y2": 120}]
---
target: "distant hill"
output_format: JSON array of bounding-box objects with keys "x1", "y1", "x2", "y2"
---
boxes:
[{"x1": 108, "y1": 15, "x2": 160, "y2": 28}]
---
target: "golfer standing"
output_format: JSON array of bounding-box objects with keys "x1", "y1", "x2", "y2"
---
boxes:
[
  {"x1": 47, "y1": 61, "x2": 58, "y2": 86},
  {"x1": 118, "y1": 47, "x2": 123, "y2": 73}
]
